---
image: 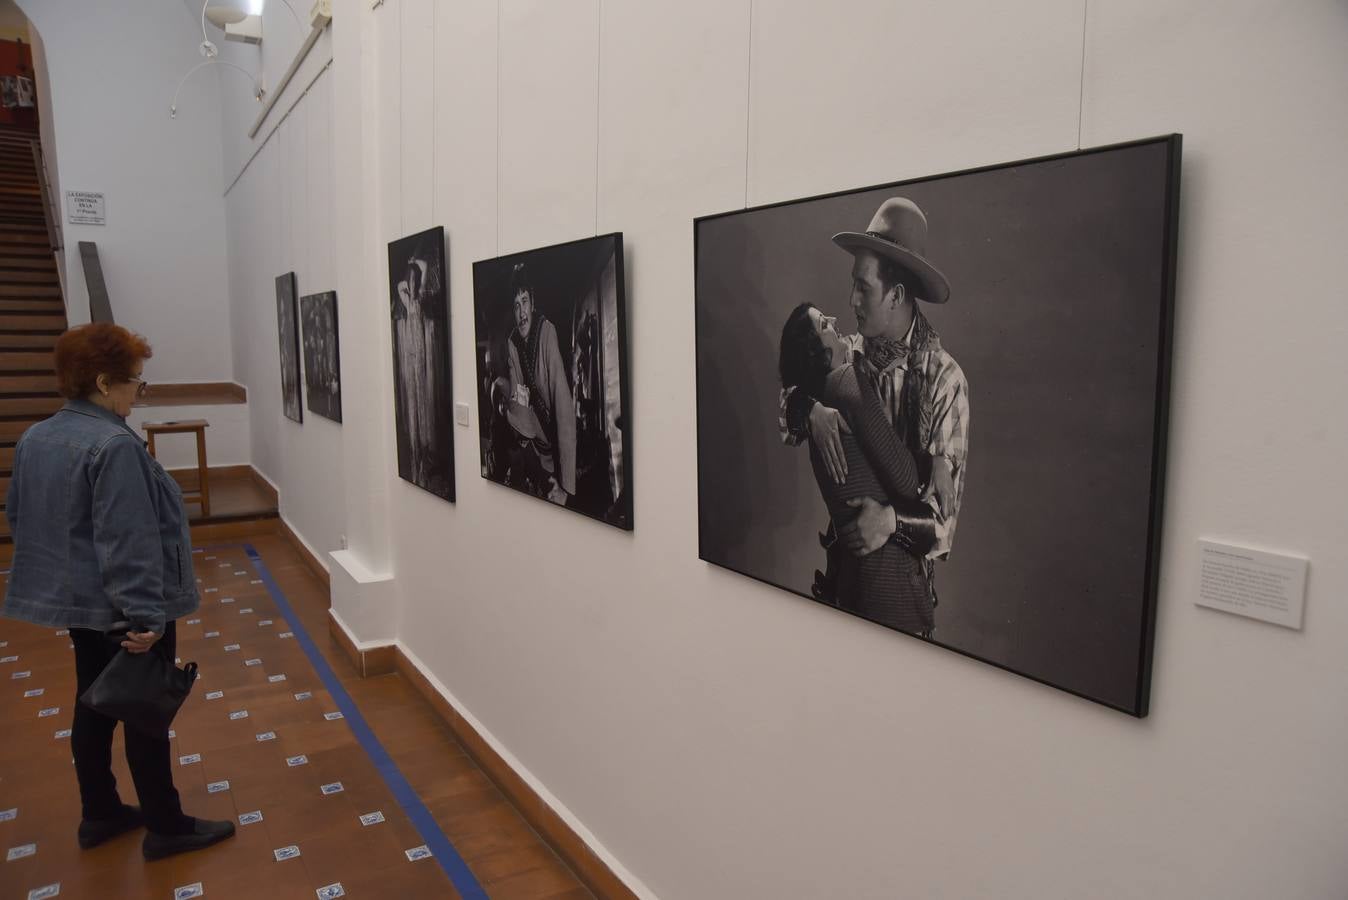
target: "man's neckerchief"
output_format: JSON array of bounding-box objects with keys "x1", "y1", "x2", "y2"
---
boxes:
[{"x1": 856, "y1": 307, "x2": 940, "y2": 485}]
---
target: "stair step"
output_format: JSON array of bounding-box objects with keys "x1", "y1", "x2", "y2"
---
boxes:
[
  {"x1": 0, "y1": 259, "x2": 55, "y2": 272},
  {"x1": 0, "y1": 446, "x2": 12, "y2": 468},
  {"x1": 0, "y1": 396, "x2": 63, "y2": 416},
  {"x1": 0, "y1": 420, "x2": 38, "y2": 441},
  {"x1": 0, "y1": 304, "x2": 65, "y2": 318},
  {"x1": 0, "y1": 352, "x2": 54, "y2": 371},
  {"x1": 0, "y1": 314, "x2": 67, "y2": 331},
  {"x1": 0, "y1": 270, "x2": 59, "y2": 285},
  {"x1": 0, "y1": 374, "x2": 57, "y2": 393},
  {"x1": 0, "y1": 233, "x2": 49, "y2": 245},
  {"x1": 0, "y1": 335, "x2": 60, "y2": 350},
  {"x1": 0, "y1": 284, "x2": 61, "y2": 298}
]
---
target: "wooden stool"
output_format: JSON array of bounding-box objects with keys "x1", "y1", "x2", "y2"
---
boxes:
[{"x1": 143, "y1": 419, "x2": 210, "y2": 516}]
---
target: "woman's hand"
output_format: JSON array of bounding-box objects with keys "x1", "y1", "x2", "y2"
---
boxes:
[
  {"x1": 121, "y1": 630, "x2": 161, "y2": 654},
  {"x1": 808, "y1": 402, "x2": 852, "y2": 484}
]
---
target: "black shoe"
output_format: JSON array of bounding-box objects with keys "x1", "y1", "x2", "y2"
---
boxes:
[
  {"x1": 142, "y1": 817, "x2": 236, "y2": 861},
  {"x1": 78, "y1": 804, "x2": 145, "y2": 849}
]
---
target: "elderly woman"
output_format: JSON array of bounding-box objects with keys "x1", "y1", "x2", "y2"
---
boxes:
[{"x1": 1, "y1": 324, "x2": 233, "y2": 860}]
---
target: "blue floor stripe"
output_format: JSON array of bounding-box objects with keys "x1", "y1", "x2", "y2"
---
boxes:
[{"x1": 241, "y1": 543, "x2": 488, "y2": 899}]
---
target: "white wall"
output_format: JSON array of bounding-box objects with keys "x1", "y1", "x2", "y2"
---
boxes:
[
  {"x1": 15, "y1": 0, "x2": 234, "y2": 384},
  {"x1": 223, "y1": 60, "x2": 346, "y2": 561},
  {"x1": 126, "y1": 403, "x2": 252, "y2": 471},
  {"x1": 231, "y1": 1, "x2": 1348, "y2": 897}
]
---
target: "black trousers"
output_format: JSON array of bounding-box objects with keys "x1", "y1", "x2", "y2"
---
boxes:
[{"x1": 70, "y1": 622, "x2": 191, "y2": 834}]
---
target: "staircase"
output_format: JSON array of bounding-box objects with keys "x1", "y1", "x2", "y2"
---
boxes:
[{"x1": 0, "y1": 123, "x2": 67, "y2": 550}]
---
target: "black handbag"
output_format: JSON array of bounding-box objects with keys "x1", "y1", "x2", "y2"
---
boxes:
[{"x1": 79, "y1": 623, "x2": 198, "y2": 738}]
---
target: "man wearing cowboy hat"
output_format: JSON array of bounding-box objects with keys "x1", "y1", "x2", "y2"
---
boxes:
[{"x1": 780, "y1": 197, "x2": 970, "y2": 628}]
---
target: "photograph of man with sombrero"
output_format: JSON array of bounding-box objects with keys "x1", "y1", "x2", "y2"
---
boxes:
[
  {"x1": 776, "y1": 197, "x2": 969, "y2": 638},
  {"x1": 473, "y1": 234, "x2": 633, "y2": 531},
  {"x1": 694, "y1": 135, "x2": 1180, "y2": 716}
]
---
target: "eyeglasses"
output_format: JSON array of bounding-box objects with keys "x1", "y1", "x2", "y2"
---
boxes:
[{"x1": 125, "y1": 376, "x2": 149, "y2": 398}]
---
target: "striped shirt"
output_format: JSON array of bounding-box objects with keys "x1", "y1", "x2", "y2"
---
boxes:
[{"x1": 779, "y1": 310, "x2": 970, "y2": 559}]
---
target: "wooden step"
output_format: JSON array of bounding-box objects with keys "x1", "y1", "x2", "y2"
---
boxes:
[
  {"x1": 0, "y1": 351, "x2": 54, "y2": 371},
  {"x1": 0, "y1": 230, "x2": 49, "y2": 241},
  {"x1": 0, "y1": 374, "x2": 58, "y2": 393},
  {"x1": 0, "y1": 419, "x2": 42, "y2": 441},
  {"x1": 0, "y1": 259, "x2": 55, "y2": 273},
  {"x1": 0, "y1": 446, "x2": 13, "y2": 468},
  {"x1": 0, "y1": 270, "x2": 59, "y2": 284},
  {"x1": 0, "y1": 334, "x2": 61, "y2": 350},
  {"x1": 0, "y1": 284, "x2": 61, "y2": 298},
  {"x1": 0, "y1": 396, "x2": 62, "y2": 416},
  {"x1": 0, "y1": 302, "x2": 65, "y2": 317},
  {"x1": 0, "y1": 313, "x2": 66, "y2": 331}
]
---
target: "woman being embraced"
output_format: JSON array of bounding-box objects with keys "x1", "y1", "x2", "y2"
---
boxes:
[
  {"x1": 2, "y1": 324, "x2": 234, "y2": 860},
  {"x1": 779, "y1": 303, "x2": 939, "y2": 635}
]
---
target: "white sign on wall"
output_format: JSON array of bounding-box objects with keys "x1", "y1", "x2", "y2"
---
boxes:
[
  {"x1": 1197, "y1": 539, "x2": 1309, "y2": 629},
  {"x1": 66, "y1": 190, "x2": 106, "y2": 225}
]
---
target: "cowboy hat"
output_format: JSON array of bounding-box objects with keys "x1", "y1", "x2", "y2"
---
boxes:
[{"x1": 832, "y1": 197, "x2": 950, "y2": 304}]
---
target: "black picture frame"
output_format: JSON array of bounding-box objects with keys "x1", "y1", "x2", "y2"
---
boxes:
[
  {"x1": 693, "y1": 135, "x2": 1181, "y2": 717},
  {"x1": 471, "y1": 233, "x2": 633, "y2": 531},
  {"x1": 300, "y1": 290, "x2": 342, "y2": 424},
  {"x1": 275, "y1": 271, "x2": 302, "y2": 424},
  {"x1": 387, "y1": 226, "x2": 455, "y2": 502}
]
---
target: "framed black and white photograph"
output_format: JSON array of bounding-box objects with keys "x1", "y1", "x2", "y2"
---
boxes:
[
  {"x1": 472, "y1": 233, "x2": 632, "y2": 530},
  {"x1": 300, "y1": 290, "x2": 342, "y2": 424},
  {"x1": 388, "y1": 227, "x2": 455, "y2": 502},
  {"x1": 694, "y1": 136, "x2": 1181, "y2": 716},
  {"x1": 275, "y1": 271, "x2": 302, "y2": 424}
]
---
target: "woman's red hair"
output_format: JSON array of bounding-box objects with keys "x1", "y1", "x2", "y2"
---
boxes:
[{"x1": 54, "y1": 324, "x2": 153, "y2": 400}]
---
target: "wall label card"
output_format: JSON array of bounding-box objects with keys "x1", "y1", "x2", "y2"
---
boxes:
[
  {"x1": 66, "y1": 190, "x2": 105, "y2": 225},
  {"x1": 1197, "y1": 540, "x2": 1309, "y2": 629}
]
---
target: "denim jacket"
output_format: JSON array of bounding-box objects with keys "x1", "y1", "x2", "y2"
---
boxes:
[{"x1": 2, "y1": 399, "x2": 199, "y2": 633}]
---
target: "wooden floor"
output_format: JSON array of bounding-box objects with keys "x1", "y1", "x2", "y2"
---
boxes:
[
  {"x1": 168, "y1": 467, "x2": 280, "y2": 526},
  {"x1": 0, "y1": 528, "x2": 592, "y2": 899}
]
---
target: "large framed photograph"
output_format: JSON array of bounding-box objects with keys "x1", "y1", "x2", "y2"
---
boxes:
[
  {"x1": 388, "y1": 227, "x2": 455, "y2": 502},
  {"x1": 275, "y1": 271, "x2": 302, "y2": 424},
  {"x1": 300, "y1": 290, "x2": 342, "y2": 424},
  {"x1": 694, "y1": 136, "x2": 1181, "y2": 716},
  {"x1": 472, "y1": 233, "x2": 632, "y2": 530}
]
